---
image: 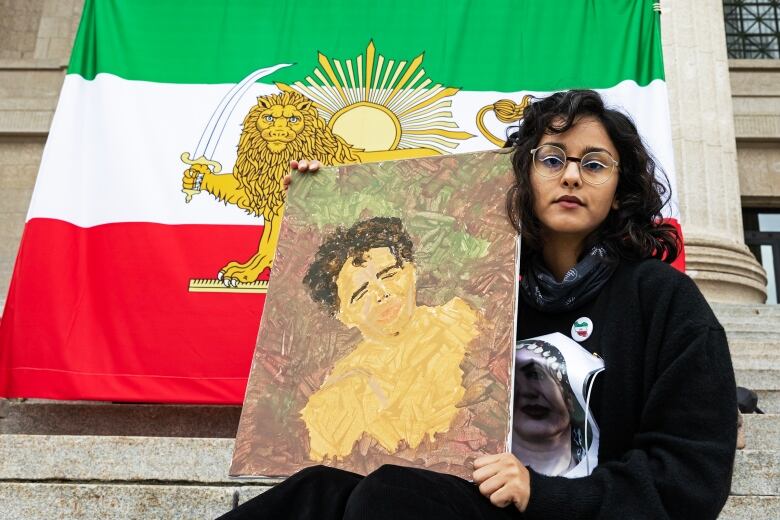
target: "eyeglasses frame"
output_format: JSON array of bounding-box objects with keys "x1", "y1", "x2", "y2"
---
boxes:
[{"x1": 529, "y1": 144, "x2": 619, "y2": 186}]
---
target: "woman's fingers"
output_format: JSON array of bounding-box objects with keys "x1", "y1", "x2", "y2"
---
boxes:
[
  {"x1": 473, "y1": 453, "x2": 531, "y2": 512},
  {"x1": 477, "y1": 472, "x2": 506, "y2": 497},
  {"x1": 487, "y1": 485, "x2": 515, "y2": 508},
  {"x1": 472, "y1": 461, "x2": 501, "y2": 484},
  {"x1": 473, "y1": 452, "x2": 505, "y2": 470},
  {"x1": 287, "y1": 159, "x2": 321, "y2": 191},
  {"x1": 289, "y1": 159, "x2": 322, "y2": 173}
]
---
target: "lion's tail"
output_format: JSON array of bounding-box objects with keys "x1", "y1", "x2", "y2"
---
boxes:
[{"x1": 476, "y1": 95, "x2": 532, "y2": 147}]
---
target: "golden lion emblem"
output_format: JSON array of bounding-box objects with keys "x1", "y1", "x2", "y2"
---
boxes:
[
  {"x1": 182, "y1": 91, "x2": 360, "y2": 285},
  {"x1": 182, "y1": 44, "x2": 478, "y2": 289}
]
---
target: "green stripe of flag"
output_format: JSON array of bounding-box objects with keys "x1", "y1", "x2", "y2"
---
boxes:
[{"x1": 70, "y1": 0, "x2": 664, "y2": 91}]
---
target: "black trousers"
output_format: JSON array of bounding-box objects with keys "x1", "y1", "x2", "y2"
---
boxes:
[{"x1": 216, "y1": 465, "x2": 523, "y2": 520}]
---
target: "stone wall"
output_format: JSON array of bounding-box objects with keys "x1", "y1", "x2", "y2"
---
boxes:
[
  {"x1": 0, "y1": 0, "x2": 81, "y2": 62},
  {"x1": 731, "y1": 60, "x2": 780, "y2": 208},
  {"x1": 0, "y1": 0, "x2": 82, "y2": 310},
  {"x1": 0, "y1": 137, "x2": 44, "y2": 301}
]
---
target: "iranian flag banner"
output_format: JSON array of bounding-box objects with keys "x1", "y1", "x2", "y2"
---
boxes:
[{"x1": 0, "y1": 0, "x2": 680, "y2": 403}]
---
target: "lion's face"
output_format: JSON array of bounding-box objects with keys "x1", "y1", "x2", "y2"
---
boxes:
[{"x1": 253, "y1": 97, "x2": 311, "y2": 153}]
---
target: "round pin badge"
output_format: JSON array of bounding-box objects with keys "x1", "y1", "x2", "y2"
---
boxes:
[{"x1": 571, "y1": 317, "x2": 593, "y2": 342}]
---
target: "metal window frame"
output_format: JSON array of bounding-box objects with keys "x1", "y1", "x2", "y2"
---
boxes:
[
  {"x1": 743, "y1": 208, "x2": 780, "y2": 303},
  {"x1": 724, "y1": 1, "x2": 780, "y2": 59},
  {"x1": 744, "y1": 231, "x2": 780, "y2": 302}
]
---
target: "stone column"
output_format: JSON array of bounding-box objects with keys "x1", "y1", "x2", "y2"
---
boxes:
[{"x1": 660, "y1": 0, "x2": 766, "y2": 303}]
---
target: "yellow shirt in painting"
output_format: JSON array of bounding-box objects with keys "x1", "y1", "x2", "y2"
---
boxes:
[{"x1": 300, "y1": 297, "x2": 480, "y2": 461}]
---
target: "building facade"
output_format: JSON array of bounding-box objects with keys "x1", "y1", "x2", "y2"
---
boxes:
[
  {"x1": 1, "y1": 0, "x2": 778, "y2": 309},
  {"x1": 0, "y1": 1, "x2": 779, "y2": 517}
]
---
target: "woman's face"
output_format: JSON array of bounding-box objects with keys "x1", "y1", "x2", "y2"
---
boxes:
[
  {"x1": 530, "y1": 116, "x2": 620, "y2": 245},
  {"x1": 514, "y1": 353, "x2": 571, "y2": 442}
]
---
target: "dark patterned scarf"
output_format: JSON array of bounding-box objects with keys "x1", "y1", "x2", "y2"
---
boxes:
[{"x1": 520, "y1": 245, "x2": 617, "y2": 312}]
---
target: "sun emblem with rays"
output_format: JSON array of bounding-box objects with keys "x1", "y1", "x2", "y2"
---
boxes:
[{"x1": 277, "y1": 41, "x2": 474, "y2": 161}]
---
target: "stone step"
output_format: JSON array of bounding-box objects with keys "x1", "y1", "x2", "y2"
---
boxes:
[
  {"x1": 719, "y1": 305, "x2": 780, "y2": 315},
  {"x1": 0, "y1": 482, "x2": 772, "y2": 520},
  {"x1": 731, "y1": 450, "x2": 780, "y2": 496},
  {"x1": 712, "y1": 303, "x2": 780, "y2": 319},
  {"x1": 730, "y1": 339, "x2": 780, "y2": 396},
  {"x1": 732, "y1": 355, "x2": 780, "y2": 370},
  {"x1": 720, "y1": 495, "x2": 780, "y2": 520},
  {"x1": 727, "y1": 325, "x2": 780, "y2": 336},
  {"x1": 743, "y1": 414, "x2": 780, "y2": 450},
  {"x1": 720, "y1": 315, "x2": 780, "y2": 325},
  {"x1": 736, "y1": 369, "x2": 780, "y2": 391},
  {"x1": 728, "y1": 340, "x2": 780, "y2": 359},
  {"x1": 0, "y1": 435, "x2": 249, "y2": 484},
  {"x1": 720, "y1": 318, "x2": 780, "y2": 339},
  {"x1": 0, "y1": 435, "x2": 776, "y2": 495},
  {"x1": 0, "y1": 477, "x2": 776, "y2": 519},
  {"x1": 729, "y1": 335, "x2": 780, "y2": 347},
  {"x1": 0, "y1": 483, "x2": 268, "y2": 520},
  {"x1": 726, "y1": 323, "x2": 780, "y2": 334},
  {"x1": 0, "y1": 399, "x2": 241, "y2": 437},
  {"x1": 728, "y1": 334, "x2": 780, "y2": 346},
  {"x1": 718, "y1": 310, "x2": 780, "y2": 322},
  {"x1": 757, "y1": 390, "x2": 780, "y2": 414}
]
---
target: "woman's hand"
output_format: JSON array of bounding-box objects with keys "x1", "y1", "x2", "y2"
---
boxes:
[
  {"x1": 284, "y1": 159, "x2": 321, "y2": 190},
  {"x1": 472, "y1": 452, "x2": 531, "y2": 512}
]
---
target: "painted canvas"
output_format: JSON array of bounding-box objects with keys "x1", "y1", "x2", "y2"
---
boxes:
[{"x1": 231, "y1": 150, "x2": 519, "y2": 479}]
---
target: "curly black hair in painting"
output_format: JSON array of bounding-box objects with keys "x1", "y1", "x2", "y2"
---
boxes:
[
  {"x1": 303, "y1": 216, "x2": 414, "y2": 315},
  {"x1": 505, "y1": 89, "x2": 680, "y2": 267}
]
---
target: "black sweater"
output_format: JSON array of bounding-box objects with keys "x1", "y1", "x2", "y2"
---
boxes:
[{"x1": 517, "y1": 259, "x2": 737, "y2": 520}]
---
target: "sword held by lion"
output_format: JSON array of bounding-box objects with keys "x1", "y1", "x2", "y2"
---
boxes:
[{"x1": 181, "y1": 64, "x2": 361, "y2": 287}]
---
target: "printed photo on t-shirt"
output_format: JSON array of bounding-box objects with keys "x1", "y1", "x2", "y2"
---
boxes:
[{"x1": 512, "y1": 332, "x2": 605, "y2": 478}]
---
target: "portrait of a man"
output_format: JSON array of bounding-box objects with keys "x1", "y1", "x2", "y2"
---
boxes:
[
  {"x1": 300, "y1": 216, "x2": 479, "y2": 461},
  {"x1": 230, "y1": 151, "x2": 518, "y2": 479}
]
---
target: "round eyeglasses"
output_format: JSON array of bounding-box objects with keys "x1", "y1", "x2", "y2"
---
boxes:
[{"x1": 530, "y1": 144, "x2": 618, "y2": 186}]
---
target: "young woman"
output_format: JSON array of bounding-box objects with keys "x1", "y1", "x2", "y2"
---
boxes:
[{"x1": 219, "y1": 89, "x2": 737, "y2": 520}]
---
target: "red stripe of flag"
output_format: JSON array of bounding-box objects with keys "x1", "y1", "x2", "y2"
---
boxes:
[{"x1": 0, "y1": 218, "x2": 266, "y2": 404}]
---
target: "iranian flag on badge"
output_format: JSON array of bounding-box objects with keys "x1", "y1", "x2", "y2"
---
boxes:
[{"x1": 0, "y1": 0, "x2": 681, "y2": 404}]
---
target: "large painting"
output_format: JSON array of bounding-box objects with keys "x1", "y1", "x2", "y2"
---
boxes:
[{"x1": 231, "y1": 150, "x2": 518, "y2": 479}]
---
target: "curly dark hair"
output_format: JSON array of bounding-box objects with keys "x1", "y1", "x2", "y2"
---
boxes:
[
  {"x1": 303, "y1": 216, "x2": 414, "y2": 315},
  {"x1": 505, "y1": 89, "x2": 680, "y2": 267}
]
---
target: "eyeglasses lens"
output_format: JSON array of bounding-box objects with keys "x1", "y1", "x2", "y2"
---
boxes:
[
  {"x1": 533, "y1": 145, "x2": 566, "y2": 176},
  {"x1": 579, "y1": 152, "x2": 614, "y2": 184}
]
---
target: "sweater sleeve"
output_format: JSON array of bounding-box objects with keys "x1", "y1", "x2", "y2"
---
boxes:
[{"x1": 522, "y1": 277, "x2": 738, "y2": 519}]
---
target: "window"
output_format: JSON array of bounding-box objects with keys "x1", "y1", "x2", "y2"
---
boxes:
[
  {"x1": 744, "y1": 209, "x2": 780, "y2": 304},
  {"x1": 724, "y1": 1, "x2": 780, "y2": 58}
]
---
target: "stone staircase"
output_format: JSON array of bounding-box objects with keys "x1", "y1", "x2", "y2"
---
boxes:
[
  {"x1": 716, "y1": 304, "x2": 780, "y2": 415},
  {"x1": 0, "y1": 303, "x2": 778, "y2": 519},
  {"x1": 715, "y1": 303, "x2": 780, "y2": 520}
]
